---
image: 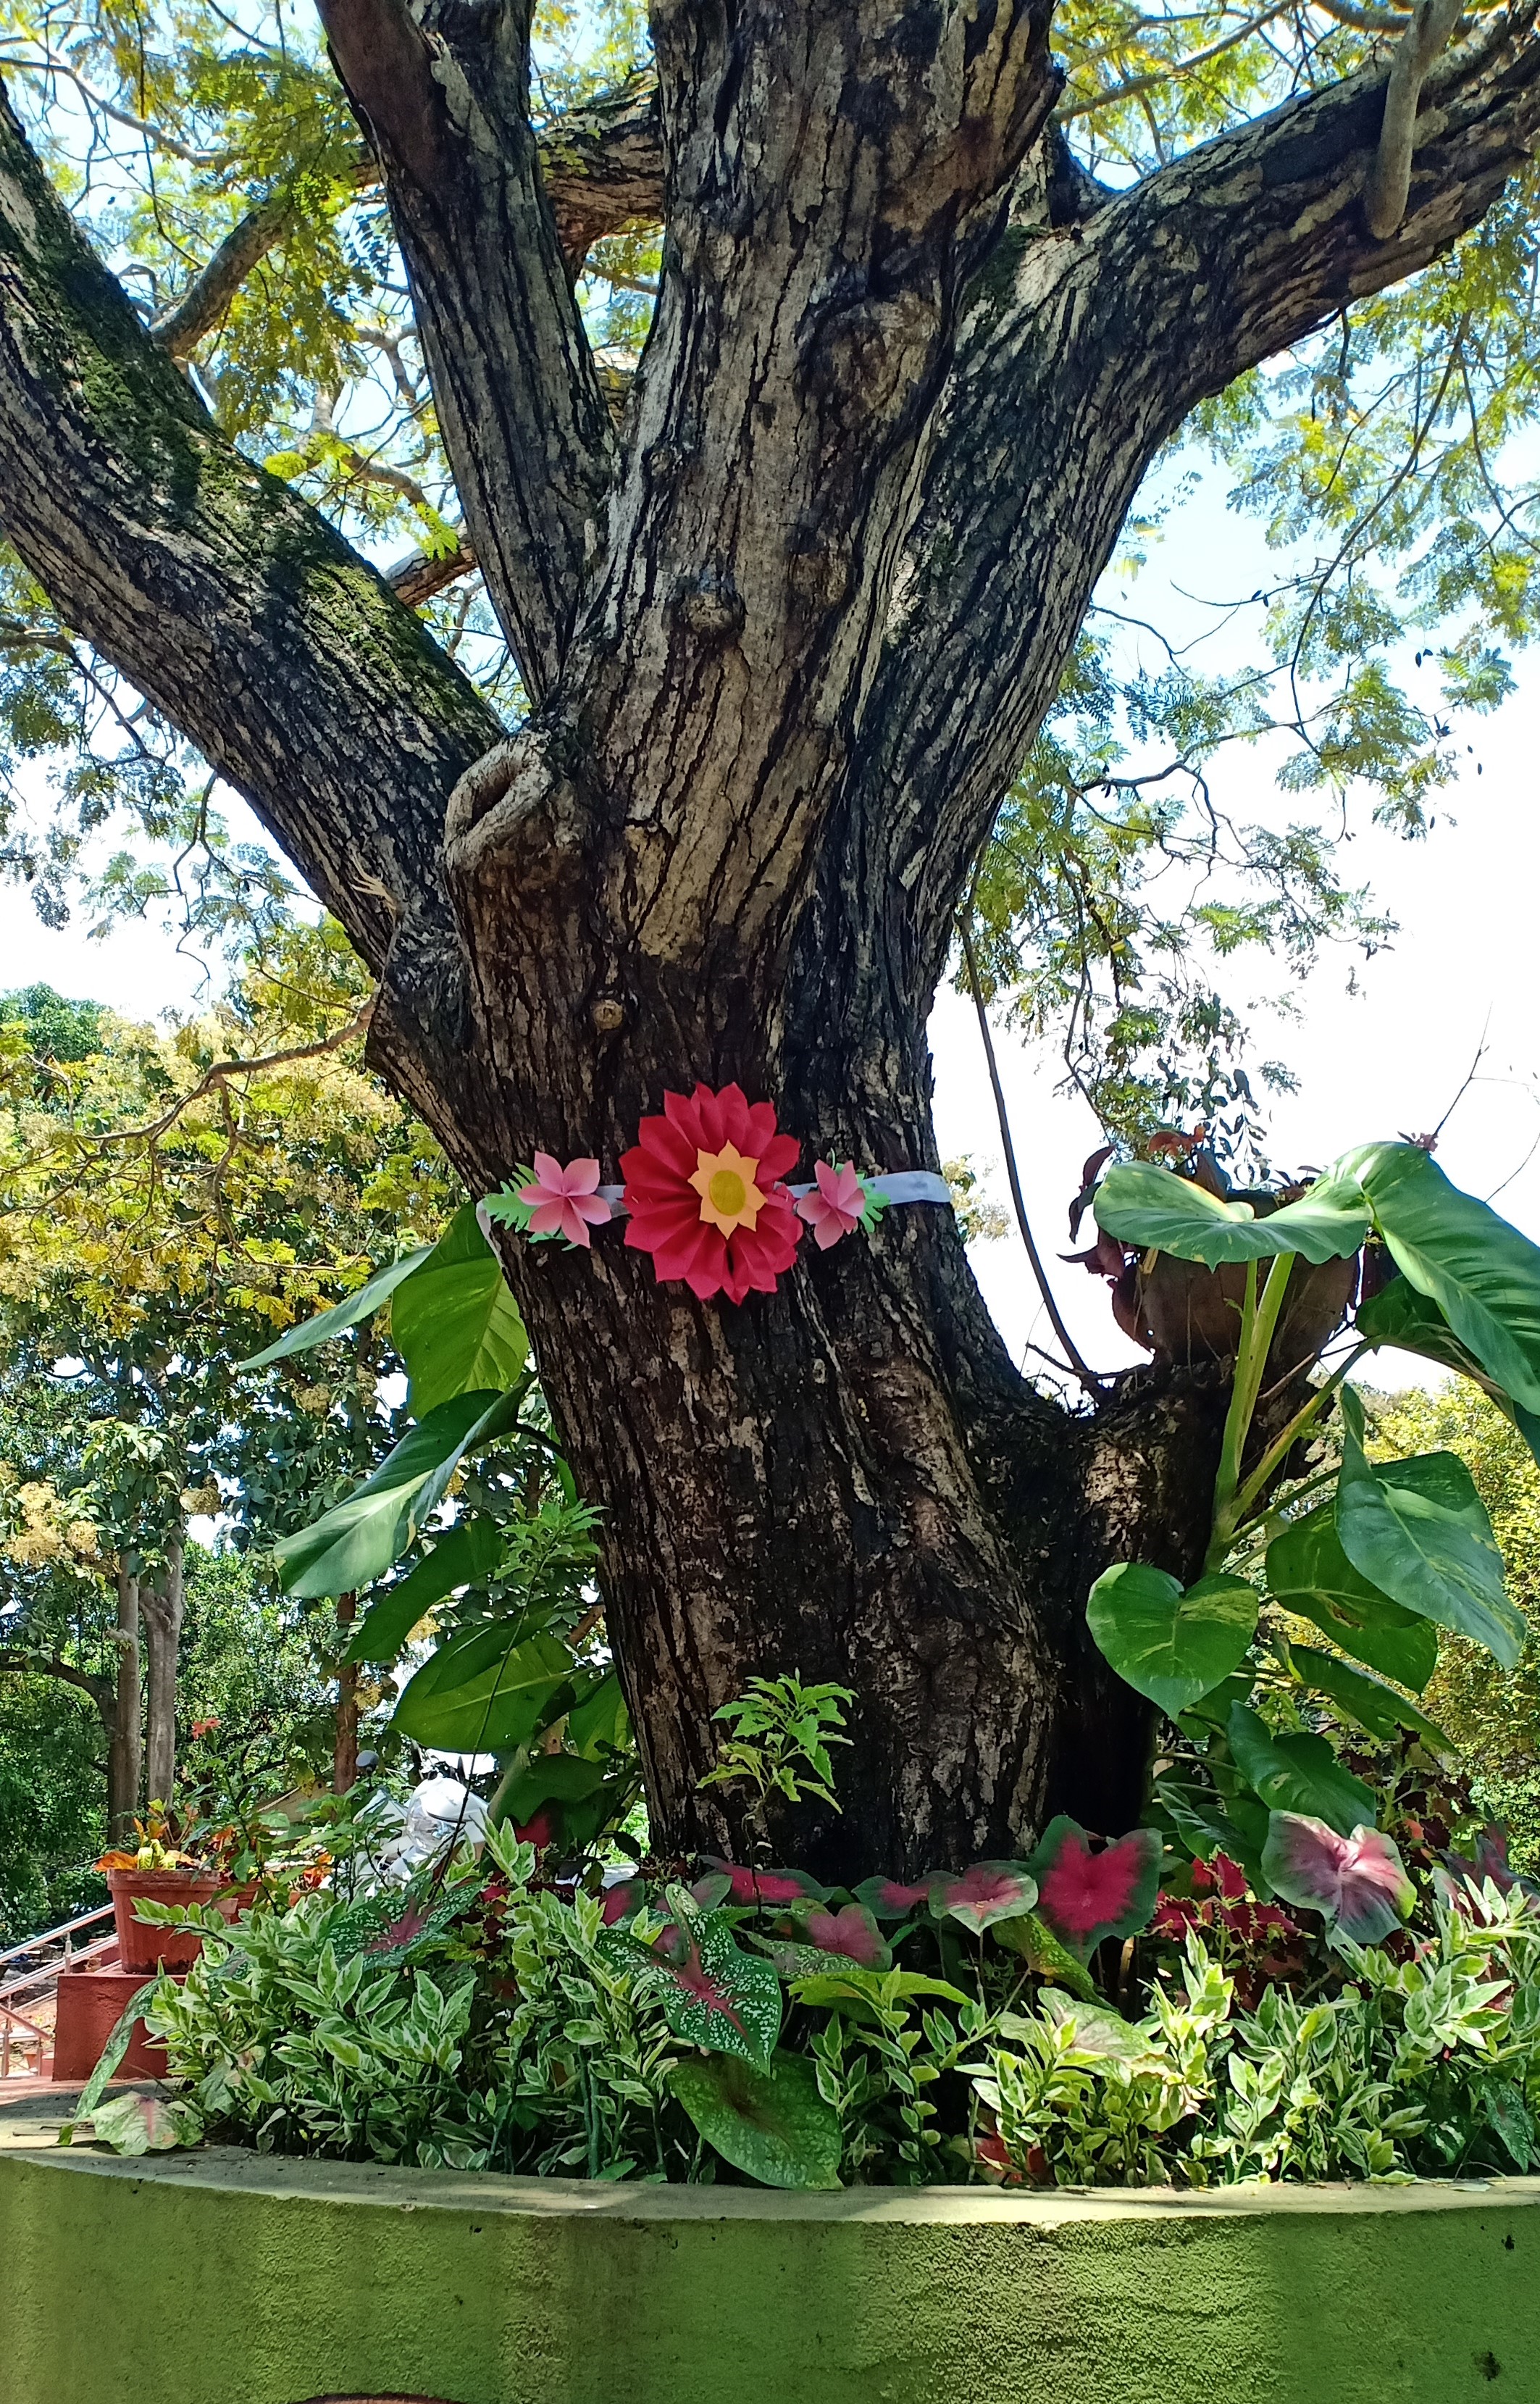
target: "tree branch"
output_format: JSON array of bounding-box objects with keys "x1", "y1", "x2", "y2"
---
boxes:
[
  {"x1": 318, "y1": 0, "x2": 617, "y2": 699},
  {"x1": 0, "y1": 1649, "x2": 112, "y2": 1710},
  {"x1": 147, "y1": 78, "x2": 664, "y2": 364},
  {"x1": 0, "y1": 72, "x2": 500, "y2": 996},
  {"x1": 1367, "y1": 0, "x2": 1467, "y2": 237},
  {"x1": 847, "y1": 14, "x2": 1540, "y2": 1013}
]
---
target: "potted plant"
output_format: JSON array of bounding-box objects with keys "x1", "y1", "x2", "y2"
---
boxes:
[{"x1": 95, "y1": 1806, "x2": 226, "y2": 1974}]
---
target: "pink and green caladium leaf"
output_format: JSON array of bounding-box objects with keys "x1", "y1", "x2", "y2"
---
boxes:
[
  {"x1": 702, "y1": 1858, "x2": 831, "y2": 1907},
  {"x1": 853, "y1": 1874, "x2": 934, "y2": 1921},
  {"x1": 1087, "y1": 1560, "x2": 1259, "y2": 1716},
  {"x1": 667, "y1": 2051, "x2": 842, "y2": 2189},
  {"x1": 929, "y1": 1861, "x2": 1040, "y2": 1935},
  {"x1": 1260, "y1": 1811, "x2": 1415, "y2": 1945},
  {"x1": 1024, "y1": 1816, "x2": 1163, "y2": 1961},
  {"x1": 800, "y1": 1902, "x2": 891, "y2": 1967},
  {"x1": 640, "y1": 1912, "x2": 782, "y2": 2067}
]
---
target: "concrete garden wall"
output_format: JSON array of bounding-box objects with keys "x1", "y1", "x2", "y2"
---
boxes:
[{"x1": 3, "y1": 2090, "x2": 1539, "y2": 2403}]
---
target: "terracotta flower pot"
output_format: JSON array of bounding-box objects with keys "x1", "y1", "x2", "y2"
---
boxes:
[
  {"x1": 1137, "y1": 1251, "x2": 1357, "y2": 1373},
  {"x1": 51, "y1": 1963, "x2": 179, "y2": 2081},
  {"x1": 106, "y1": 1868, "x2": 224, "y2": 1973}
]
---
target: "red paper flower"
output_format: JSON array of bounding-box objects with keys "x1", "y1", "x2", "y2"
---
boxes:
[{"x1": 621, "y1": 1083, "x2": 803, "y2": 1303}]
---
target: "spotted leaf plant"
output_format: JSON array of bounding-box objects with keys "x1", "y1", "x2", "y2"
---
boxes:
[{"x1": 1082, "y1": 1140, "x2": 1540, "y2": 1924}]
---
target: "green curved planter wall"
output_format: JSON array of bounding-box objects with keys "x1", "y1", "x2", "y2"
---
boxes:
[{"x1": 4, "y1": 2096, "x2": 1540, "y2": 2403}]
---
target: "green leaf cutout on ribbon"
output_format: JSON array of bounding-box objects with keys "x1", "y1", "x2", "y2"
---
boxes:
[
  {"x1": 1284, "y1": 1642, "x2": 1452, "y2": 1749},
  {"x1": 272, "y1": 1387, "x2": 524, "y2": 1598},
  {"x1": 1093, "y1": 1162, "x2": 1370, "y2": 1267},
  {"x1": 390, "y1": 1203, "x2": 529, "y2": 1416},
  {"x1": 1227, "y1": 1702, "x2": 1376, "y2": 1837},
  {"x1": 668, "y1": 2052, "x2": 842, "y2": 2190},
  {"x1": 1265, "y1": 1508, "x2": 1439, "y2": 1691},
  {"x1": 1343, "y1": 1143, "x2": 1540, "y2": 1417},
  {"x1": 237, "y1": 1248, "x2": 434, "y2": 1370},
  {"x1": 1335, "y1": 1387, "x2": 1524, "y2": 1669},
  {"x1": 1357, "y1": 1276, "x2": 1540, "y2": 1469},
  {"x1": 393, "y1": 1625, "x2": 572, "y2": 1753},
  {"x1": 1087, "y1": 1560, "x2": 1259, "y2": 1716},
  {"x1": 343, "y1": 1516, "x2": 506, "y2": 1663}
]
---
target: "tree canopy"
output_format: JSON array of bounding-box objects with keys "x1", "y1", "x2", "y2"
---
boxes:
[{"x1": 0, "y1": 1, "x2": 1536, "y2": 1151}]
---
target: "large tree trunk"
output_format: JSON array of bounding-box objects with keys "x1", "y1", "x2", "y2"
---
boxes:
[
  {"x1": 139, "y1": 1538, "x2": 184, "y2": 1811},
  {"x1": 107, "y1": 1569, "x2": 142, "y2": 1840},
  {"x1": 5, "y1": 17, "x2": 1540, "y2": 1877}
]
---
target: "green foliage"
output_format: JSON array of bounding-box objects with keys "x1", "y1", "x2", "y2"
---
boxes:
[
  {"x1": 699, "y1": 1674, "x2": 854, "y2": 1815},
  {"x1": 1087, "y1": 1143, "x2": 1540, "y2": 1869}
]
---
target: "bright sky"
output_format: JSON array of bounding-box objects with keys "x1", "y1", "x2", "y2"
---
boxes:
[{"x1": 4, "y1": 464, "x2": 1535, "y2": 1397}]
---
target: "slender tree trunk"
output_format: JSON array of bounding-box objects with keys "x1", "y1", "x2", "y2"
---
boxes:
[
  {"x1": 106, "y1": 1568, "x2": 142, "y2": 1839},
  {"x1": 333, "y1": 1593, "x2": 359, "y2": 1795},
  {"x1": 139, "y1": 1536, "x2": 184, "y2": 1811}
]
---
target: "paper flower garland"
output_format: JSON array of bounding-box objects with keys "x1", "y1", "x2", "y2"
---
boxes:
[
  {"x1": 483, "y1": 1081, "x2": 947, "y2": 1303},
  {"x1": 622, "y1": 1085, "x2": 803, "y2": 1304},
  {"x1": 516, "y1": 1153, "x2": 612, "y2": 1249}
]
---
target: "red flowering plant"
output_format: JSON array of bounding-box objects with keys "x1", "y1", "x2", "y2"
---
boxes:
[
  {"x1": 622, "y1": 1082, "x2": 804, "y2": 1303},
  {"x1": 1152, "y1": 1850, "x2": 1309, "y2": 2007}
]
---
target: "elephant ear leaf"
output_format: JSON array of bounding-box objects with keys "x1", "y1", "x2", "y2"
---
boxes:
[
  {"x1": 1093, "y1": 1162, "x2": 1368, "y2": 1266},
  {"x1": 1335, "y1": 1386, "x2": 1525, "y2": 1669},
  {"x1": 1343, "y1": 1143, "x2": 1540, "y2": 1417},
  {"x1": 1261, "y1": 1812, "x2": 1414, "y2": 1946},
  {"x1": 1356, "y1": 1276, "x2": 1540, "y2": 1469},
  {"x1": 390, "y1": 1201, "x2": 529, "y2": 1416},
  {"x1": 1023, "y1": 1816, "x2": 1163, "y2": 1961},
  {"x1": 1227, "y1": 1700, "x2": 1376, "y2": 1837},
  {"x1": 1087, "y1": 1561, "x2": 1258, "y2": 1715},
  {"x1": 667, "y1": 2052, "x2": 842, "y2": 2189},
  {"x1": 1265, "y1": 1507, "x2": 1439, "y2": 1692}
]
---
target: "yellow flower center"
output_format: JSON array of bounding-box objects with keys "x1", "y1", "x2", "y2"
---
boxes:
[{"x1": 690, "y1": 1142, "x2": 765, "y2": 1237}]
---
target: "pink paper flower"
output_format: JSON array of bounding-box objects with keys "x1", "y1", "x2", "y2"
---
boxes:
[
  {"x1": 517, "y1": 1153, "x2": 612, "y2": 1248},
  {"x1": 797, "y1": 1159, "x2": 867, "y2": 1250}
]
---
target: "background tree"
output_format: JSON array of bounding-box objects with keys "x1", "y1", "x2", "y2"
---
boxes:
[
  {"x1": 0, "y1": 948, "x2": 456, "y2": 1832},
  {"x1": 2, "y1": 0, "x2": 1540, "y2": 1874}
]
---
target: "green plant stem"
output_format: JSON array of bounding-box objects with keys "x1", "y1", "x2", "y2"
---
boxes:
[
  {"x1": 1231, "y1": 1342, "x2": 1369, "y2": 1527},
  {"x1": 1205, "y1": 1253, "x2": 1294, "y2": 1572}
]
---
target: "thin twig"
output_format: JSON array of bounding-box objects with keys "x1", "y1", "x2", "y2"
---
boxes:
[
  {"x1": 70, "y1": 1001, "x2": 375, "y2": 1150},
  {"x1": 958, "y1": 920, "x2": 1106, "y2": 1397}
]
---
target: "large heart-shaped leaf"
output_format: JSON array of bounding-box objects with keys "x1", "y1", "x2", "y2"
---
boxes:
[
  {"x1": 1093, "y1": 1163, "x2": 1370, "y2": 1266},
  {"x1": 272, "y1": 1388, "x2": 524, "y2": 1598},
  {"x1": 1265, "y1": 1509, "x2": 1439, "y2": 1690},
  {"x1": 668, "y1": 2051, "x2": 842, "y2": 2189},
  {"x1": 390, "y1": 1203, "x2": 529, "y2": 1416},
  {"x1": 1261, "y1": 1812, "x2": 1414, "y2": 1945},
  {"x1": 495, "y1": 1753, "x2": 608, "y2": 1825},
  {"x1": 1357, "y1": 1277, "x2": 1540, "y2": 1466},
  {"x1": 344, "y1": 1516, "x2": 506, "y2": 1663},
  {"x1": 1087, "y1": 1560, "x2": 1258, "y2": 1715},
  {"x1": 1336, "y1": 1389, "x2": 1523, "y2": 1669},
  {"x1": 1227, "y1": 1702, "x2": 1375, "y2": 1837},
  {"x1": 641, "y1": 1912, "x2": 782, "y2": 2066},
  {"x1": 929, "y1": 1862, "x2": 1039, "y2": 1934},
  {"x1": 393, "y1": 1625, "x2": 571, "y2": 1752},
  {"x1": 1342, "y1": 1143, "x2": 1540, "y2": 1416},
  {"x1": 1284, "y1": 1642, "x2": 1452, "y2": 1749},
  {"x1": 1023, "y1": 1816, "x2": 1163, "y2": 1961},
  {"x1": 566, "y1": 1668, "x2": 630, "y2": 1757},
  {"x1": 237, "y1": 1246, "x2": 434, "y2": 1370}
]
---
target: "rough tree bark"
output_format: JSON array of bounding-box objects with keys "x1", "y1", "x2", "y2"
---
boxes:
[
  {"x1": 2, "y1": 10, "x2": 1538, "y2": 1874},
  {"x1": 139, "y1": 1538, "x2": 185, "y2": 1811},
  {"x1": 109, "y1": 1569, "x2": 143, "y2": 1838}
]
